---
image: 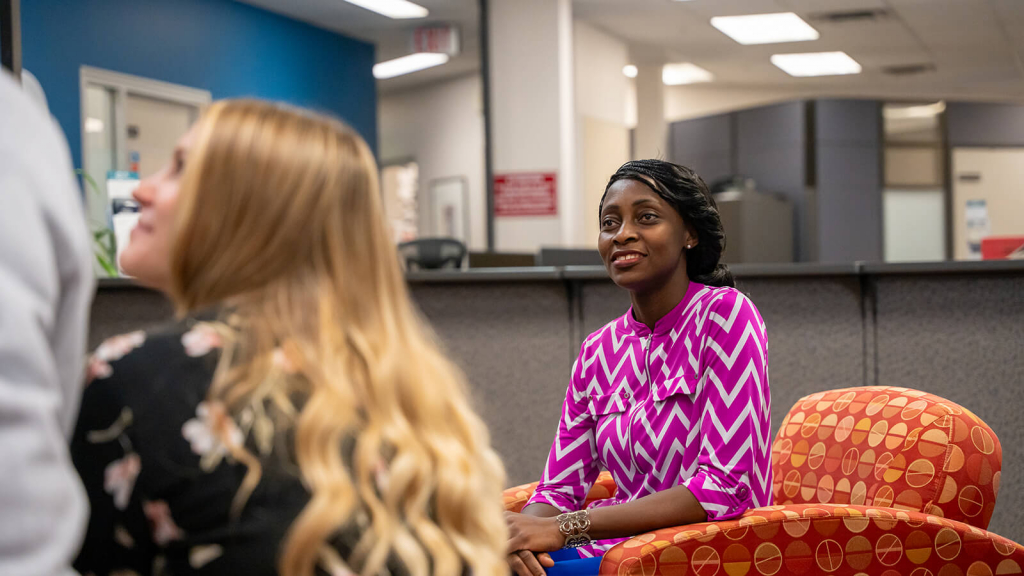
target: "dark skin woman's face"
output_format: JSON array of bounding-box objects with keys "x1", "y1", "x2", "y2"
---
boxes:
[{"x1": 598, "y1": 179, "x2": 697, "y2": 294}]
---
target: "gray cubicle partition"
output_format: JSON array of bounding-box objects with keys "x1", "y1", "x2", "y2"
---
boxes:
[
  {"x1": 90, "y1": 261, "x2": 1024, "y2": 541},
  {"x1": 407, "y1": 271, "x2": 570, "y2": 485}
]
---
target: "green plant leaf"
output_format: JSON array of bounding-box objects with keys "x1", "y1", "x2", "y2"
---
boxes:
[{"x1": 76, "y1": 169, "x2": 120, "y2": 278}]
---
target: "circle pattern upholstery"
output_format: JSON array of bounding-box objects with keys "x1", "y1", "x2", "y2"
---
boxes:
[
  {"x1": 502, "y1": 387, "x2": 1019, "y2": 575},
  {"x1": 772, "y1": 387, "x2": 1002, "y2": 529}
]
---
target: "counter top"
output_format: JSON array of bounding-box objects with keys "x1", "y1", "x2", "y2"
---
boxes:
[{"x1": 96, "y1": 260, "x2": 1024, "y2": 291}]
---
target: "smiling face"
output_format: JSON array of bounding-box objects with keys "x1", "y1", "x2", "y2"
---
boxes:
[
  {"x1": 598, "y1": 178, "x2": 696, "y2": 293},
  {"x1": 118, "y1": 124, "x2": 199, "y2": 291}
]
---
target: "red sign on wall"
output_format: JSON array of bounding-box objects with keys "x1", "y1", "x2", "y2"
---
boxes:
[{"x1": 494, "y1": 172, "x2": 558, "y2": 217}]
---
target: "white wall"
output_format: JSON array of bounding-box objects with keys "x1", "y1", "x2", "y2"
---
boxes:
[
  {"x1": 378, "y1": 75, "x2": 487, "y2": 251},
  {"x1": 574, "y1": 22, "x2": 629, "y2": 126},
  {"x1": 573, "y1": 22, "x2": 631, "y2": 247},
  {"x1": 952, "y1": 147, "x2": 1024, "y2": 260},
  {"x1": 378, "y1": 20, "x2": 633, "y2": 254},
  {"x1": 884, "y1": 190, "x2": 946, "y2": 262},
  {"x1": 665, "y1": 85, "x2": 805, "y2": 122},
  {"x1": 488, "y1": 0, "x2": 574, "y2": 253}
]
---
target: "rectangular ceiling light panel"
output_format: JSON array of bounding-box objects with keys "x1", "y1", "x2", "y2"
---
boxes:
[
  {"x1": 343, "y1": 0, "x2": 429, "y2": 19},
  {"x1": 711, "y1": 12, "x2": 819, "y2": 45},
  {"x1": 373, "y1": 53, "x2": 450, "y2": 79},
  {"x1": 770, "y1": 51, "x2": 862, "y2": 77}
]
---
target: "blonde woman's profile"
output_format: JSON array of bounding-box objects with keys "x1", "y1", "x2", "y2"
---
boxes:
[{"x1": 70, "y1": 99, "x2": 508, "y2": 576}]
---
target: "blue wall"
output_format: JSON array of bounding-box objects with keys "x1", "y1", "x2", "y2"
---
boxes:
[{"x1": 21, "y1": 0, "x2": 377, "y2": 169}]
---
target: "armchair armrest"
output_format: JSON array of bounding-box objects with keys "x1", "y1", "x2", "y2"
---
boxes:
[
  {"x1": 502, "y1": 472, "x2": 618, "y2": 513},
  {"x1": 600, "y1": 504, "x2": 1024, "y2": 576}
]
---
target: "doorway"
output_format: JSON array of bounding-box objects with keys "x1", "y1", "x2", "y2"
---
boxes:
[{"x1": 79, "y1": 66, "x2": 211, "y2": 274}]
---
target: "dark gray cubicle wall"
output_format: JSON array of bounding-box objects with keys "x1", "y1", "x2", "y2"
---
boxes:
[
  {"x1": 735, "y1": 102, "x2": 810, "y2": 262},
  {"x1": 669, "y1": 101, "x2": 812, "y2": 263},
  {"x1": 867, "y1": 263, "x2": 1024, "y2": 541},
  {"x1": 406, "y1": 271, "x2": 570, "y2": 486},
  {"x1": 669, "y1": 112, "x2": 735, "y2": 186},
  {"x1": 946, "y1": 102, "x2": 1024, "y2": 148},
  {"x1": 670, "y1": 99, "x2": 892, "y2": 264},
  {"x1": 90, "y1": 281, "x2": 174, "y2": 349},
  {"x1": 89, "y1": 262, "x2": 1024, "y2": 541},
  {"x1": 814, "y1": 99, "x2": 884, "y2": 263}
]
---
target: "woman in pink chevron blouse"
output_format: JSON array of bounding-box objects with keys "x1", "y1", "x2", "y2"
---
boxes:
[{"x1": 505, "y1": 160, "x2": 772, "y2": 576}]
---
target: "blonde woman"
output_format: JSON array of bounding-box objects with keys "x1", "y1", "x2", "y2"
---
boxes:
[{"x1": 71, "y1": 100, "x2": 507, "y2": 576}]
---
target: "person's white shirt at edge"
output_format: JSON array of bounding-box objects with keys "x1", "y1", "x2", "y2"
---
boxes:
[{"x1": 0, "y1": 68, "x2": 94, "y2": 576}]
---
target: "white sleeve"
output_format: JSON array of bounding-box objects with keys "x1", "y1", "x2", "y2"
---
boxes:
[{"x1": 0, "y1": 75, "x2": 89, "y2": 576}]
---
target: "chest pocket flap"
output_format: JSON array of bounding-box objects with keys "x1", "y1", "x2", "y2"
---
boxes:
[
  {"x1": 588, "y1": 392, "x2": 629, "y2": 418},
  {"x1": 652, "y1": 371, "x2": 700, "y2": 403}
]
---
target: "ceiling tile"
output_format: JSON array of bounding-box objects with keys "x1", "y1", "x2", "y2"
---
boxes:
[
  {"x1": 888, "y1": 0, "x2": 1008, "y2": 49},
  {"x1": 780, "y1": 0, "x2": 888, "y2": 11},
  {"x1": 681, "y1": 0, "x2": 791, "y2": 18}
]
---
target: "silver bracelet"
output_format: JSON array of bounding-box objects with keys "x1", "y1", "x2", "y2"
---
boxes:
[{"x1": 556, "y1": 510, "x2": 592, "y2": 548}]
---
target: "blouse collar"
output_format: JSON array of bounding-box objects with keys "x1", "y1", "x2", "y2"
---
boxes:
[{"x1": 624, "y1": 281, "x2": 705, "y2": 337}]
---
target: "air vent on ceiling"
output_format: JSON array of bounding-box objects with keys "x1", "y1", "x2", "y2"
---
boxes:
[
  {"x1": 883, "y1": 63, "x2": 937, "y2": 76},
  {"x1": 809, "y1": 9, "x2": 893, "y2": 24}
]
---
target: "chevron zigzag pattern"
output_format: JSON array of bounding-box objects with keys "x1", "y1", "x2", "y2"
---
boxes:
[{"x1": 526, "y1": 282, "x2": 773, "y2": 558}]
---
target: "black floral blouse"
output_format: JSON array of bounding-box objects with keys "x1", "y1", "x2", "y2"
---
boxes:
[{"x1": 71, "y1": 317, "x2": 403, "y2": 576}]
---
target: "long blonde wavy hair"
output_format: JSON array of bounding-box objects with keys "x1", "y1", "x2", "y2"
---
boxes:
[{"x1": 167, "y1": 99, "x2": 507, "y2": 576}]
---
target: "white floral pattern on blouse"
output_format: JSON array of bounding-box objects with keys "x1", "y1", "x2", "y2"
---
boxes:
[
  {"x1": 181, "y1": 402, "x2": 245, "y2": 471},
  {"x1": 88, "y1": 331, "x2": 146, "y2": 384},
  {"x1": 181, "y1": 323, "x2": 222, "y2": 357},
  {"x1": 143, "y1": 500, "x2": 184, "y2": 546},
  {"x1": 104, "y1": 453, "x2": 141, "y2": 510}
]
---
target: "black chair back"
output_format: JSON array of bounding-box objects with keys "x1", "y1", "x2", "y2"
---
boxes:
[{"x1": 397, "y1": 238, "x2": 467, "y2": 270}]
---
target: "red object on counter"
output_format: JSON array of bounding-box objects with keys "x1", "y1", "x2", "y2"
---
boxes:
[{"x1": 981, "y1": 236, "x2": 1024, "y2": 259}]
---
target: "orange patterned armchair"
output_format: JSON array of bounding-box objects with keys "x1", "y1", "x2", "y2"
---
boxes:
[{"x1": 504, "y1": 386, "x2": 1024, "y2": 575}]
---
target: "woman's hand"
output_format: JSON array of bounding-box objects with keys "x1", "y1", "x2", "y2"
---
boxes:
[
  {"x1": 506, "y1": 551, "x2": 554, "y2": 576},
  {"x1": 505, "y1": 511, "x2": 565, "y2": 555}
]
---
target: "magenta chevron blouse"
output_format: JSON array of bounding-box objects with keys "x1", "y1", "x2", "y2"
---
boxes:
[{"x1": 526, "y1": 282, "x2": 772, "y2": 557}]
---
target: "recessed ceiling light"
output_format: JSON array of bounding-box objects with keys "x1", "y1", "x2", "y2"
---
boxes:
[
  {"x1": 711, "y1": 12, "x2": 819, "y2": 45},
  {"x1": 342, "y1": 0, "x2": 428, "y2": 19},
  {"x1": 662, "y1": 63, "x2": 714, "y2": 85},
  {"x1": 771, "y1": 51, "x2": 862, "y2": 77},
  {"x1": 622, "y1": 65, "x2": 638, "y2": 78},
  {"x1": 373, "y1": 53, "x2": 450, "y2": 79}
]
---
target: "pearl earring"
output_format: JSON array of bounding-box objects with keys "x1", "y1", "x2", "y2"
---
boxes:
[{"x1": 686, "y1": 244, "x2": 692, "y2": 249}]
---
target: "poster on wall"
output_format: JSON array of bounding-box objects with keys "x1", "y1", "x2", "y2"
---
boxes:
[
  {"x1": 965, "y1": 199, "x2": 991, "y2": 261},
  {"x1": 494, "y1": 172, "x2": 557, "y2": 217}
]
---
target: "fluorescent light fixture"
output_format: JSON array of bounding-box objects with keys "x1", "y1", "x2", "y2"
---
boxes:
[
  {"x1": 622, "y1": 65, "x2": 638, "y2": 78},
  {"x1": 883, "y1": 101, "x2": 946, "y2": 119},
  {"x1": 342, "y1": 0, "x2": 428, "y2": 19},
  {"x1": 373, "y1": 53, "x2": 450, "y2": 79},
  {"x1": 771, "y1": 51, "x2": 862, "y2": 77},
  {"x1": 662, "y1": 62, "x2": 714, "y2": 85},
  {"x1": 711, "y1": 12, "x2": 819, "y2": 45},
  {"x1": 85, "y1": 117, "x2": 105, "y2": 133}
]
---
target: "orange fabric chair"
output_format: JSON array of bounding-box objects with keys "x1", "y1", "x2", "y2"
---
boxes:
[{"x1": 504, "y1": 386, "x2": 1024, "y2": 575}]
